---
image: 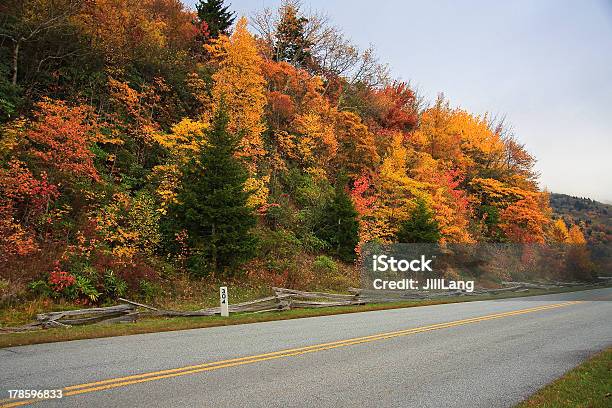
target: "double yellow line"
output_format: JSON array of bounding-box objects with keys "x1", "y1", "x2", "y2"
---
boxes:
[{"x1": 1, "y1": 301, "x2": 581, "y2": 407}]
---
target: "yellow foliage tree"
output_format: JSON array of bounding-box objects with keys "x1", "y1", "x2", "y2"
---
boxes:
[
  {"x1": 373, "y1": 132, "x2": 430, "y2": 240},
  {"x1": 568, "y1": 224, "x2": 587, "y2": 244},
  {"x1": 208, "y1": 17, "x2": 269, "y2": 209},
  {"x1": 334, "y1": 111, "x2": 380, "y2": 177},
  {"x1": 150, "y1": 118, "x2": 209, "y2": 212},
  {"x1": 291, "y1": 111, "x2": 337, "y2": 175},
  {"x1": 208, "y1": 17, "x2": 266, "y2": 169},
  {"x1": 411, "y1": 96, "x2": 462, "y2": 162},
  {"x1": 550, "y1": 218, "x2": 570, "y2": 243},
  {"x1": 95, "y1": 192, "x2": 161, "y2": 258},
  {"x1": 410, "y1": 154, "x2": 473, "y2": 243}
]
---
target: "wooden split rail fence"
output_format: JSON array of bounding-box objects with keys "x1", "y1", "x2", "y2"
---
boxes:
[
  {"x1": 0, "y1": 288, "x2": 364, "y2": 332},
  {"x1": 0, "y1": 281, "x2": 602, "y2": 332}
]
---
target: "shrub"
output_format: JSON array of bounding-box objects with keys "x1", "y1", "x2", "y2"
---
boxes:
[
  {"x1": 47, "y1": 268, "x2": 78, "y2": 300},
  {"x1": 313, "y1": 255, "x2": 338, "y2": 274},
  {"x1": 91, "y1": 251, "x2": 158, "y2": 291},
  {"x1": 139, "y1": 280, "x2": 162, "y2": 303},
  {"x1": 300, "y1": 233, "x2": 329, "y2": 253},
  {"x1": 102, "y1": 271, "x2": 128, "y2": 300},
  {"x1": 74, "y1": 275, "x2": 100, "y2": 303},
  {"x1": 28, "y1": 279, "x2": 52, "y2": 298}
]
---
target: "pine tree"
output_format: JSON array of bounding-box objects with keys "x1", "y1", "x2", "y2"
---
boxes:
[
  {"x1": 169, "y1": 103, "x2": 256, "y2": 275},
  {"x1": 396, "y1": 199, "x2": 441, "y2": 243},
  {"x1": 316, "y1": 181, "x2": 360, "y2": 262},
  {"x1": 273, "y1": 2, "x2": 314, "y2": 70},
  {"x1": 196, "y1": 0, "x2": 236, "y2": 39}
]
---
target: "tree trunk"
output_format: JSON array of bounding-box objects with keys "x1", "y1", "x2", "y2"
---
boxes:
[{"x1": 12, "y1": 40, "x2": 20, "y2": 86}]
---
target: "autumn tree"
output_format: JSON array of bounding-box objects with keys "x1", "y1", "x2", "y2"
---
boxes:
[
  {"x1": 252, "y1": 1, "x2": 389, "y2": 86},
  {"x1": 196, "y1": 0, "x2": 235, "y2": 40},
  {"x1": 499, "y1": 195, "x2": 550, "y2": 243},
  {"x1": 550, "y1": 218, "x2": 570, "y2": 243},
  {"x1": 95, "y1": 191, "x2": 161, "y2": 259},
  {"x1": 168, "y1": 105, "x2": 256, "y2": 275},
  {"x1": 412, "y1": 95, "x2": 462, "y2": 162},
  {"x1": 25, "y1": 98, "x2": 100, "y2": 184},
  {"x1": 372, "y1": 132, "x2": 429, "y2": 240},
  {"x1": 371, "y1": 82, "x2": 418, "y2": 133},
  {"x1": 150, "y1": 118, "x2": 208, "y2": 211},
  {"x1": 565, "y1": 225, "x2": 594, "y2": 281},
  {"x1": 208, "y1": 17, "x2": 266, "y2": 169},
  {"x1": 334, "y1": 111, "x2": 379, "y2": 176},
  {"x1": 427, "y1": 169, "x2": 473, "y2": 243},
  {"x1": 76, "y1": 0, "x2": 197, "y2": 67}
]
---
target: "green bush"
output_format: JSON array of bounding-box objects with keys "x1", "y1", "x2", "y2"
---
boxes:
[
  {"x1": 28, "y1": 280, "x2": 52, "y2": 298},
  {"x1": 74, "y1": 275, "x2": 100, "y2": 303},
  {"x1": 256, "y1": 228, "x2": 301, "y2": 273},
  {"x1": 139, "y1": 280, "x2": 162, "y2": 302},
  {"x1": 396, "y1": 199, "x2": 441, "y2": 243},
  {"x1": 300, "y1": 233, "x2": 329, "y2": 253},
  {"x1": 103, "y1": 271, "x2": 128, "y2": 300},
  {"x1": 313, "y1": 255, "x2": 338, "y2": 274}
]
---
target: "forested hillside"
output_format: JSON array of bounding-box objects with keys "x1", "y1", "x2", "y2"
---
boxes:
[
  {"x1": 0, "y1": 0, "x2": 593, "y2": 304},
  {"x1": 550, "y1": 193, "x2": 610, "y2": 245}
]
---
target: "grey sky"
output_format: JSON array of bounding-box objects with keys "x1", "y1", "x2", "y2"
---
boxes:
[{"x1": 186, "y1": 0, "x2": 612, "y2": 202}]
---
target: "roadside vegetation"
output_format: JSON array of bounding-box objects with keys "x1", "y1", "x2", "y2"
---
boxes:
[
  {"x1": 0, "y1": 0, "x2": 603, "y2": 323},
  {"x1": 0, "y1": 285, "x2": 602, "y2": 348},
  {"x1": 517, "y1": 347, "x2": 612, "y2": 408}
]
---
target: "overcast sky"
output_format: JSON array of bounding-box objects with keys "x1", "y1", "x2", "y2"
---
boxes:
[{"x1": 185, "y1": 0, "x2": 612, "y2": 203}]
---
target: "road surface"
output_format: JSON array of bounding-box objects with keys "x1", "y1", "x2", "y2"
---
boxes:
[{"x1": 1, "y1": 288, "x2": 611, "y2": 407}]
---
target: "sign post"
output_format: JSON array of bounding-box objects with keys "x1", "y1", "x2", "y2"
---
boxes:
[{"x1": 220, "y1": 286, "x2": 229, "y2": 317}]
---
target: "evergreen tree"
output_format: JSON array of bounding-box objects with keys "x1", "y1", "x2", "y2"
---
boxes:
[
  {"x1": 316, "y1": 181, "x2": 359, "y2": 262},
  {"x1": 169, "y1": 103, "x2": 256, "y2": 275},
  {"x1": 273, "y1": 3, "x2": 314, "y2": 70},
  {"x1": 479, "y1": 204, "x2": 504, "y2": 241},
  {"x1": 196, "y1": 0, "x2": 236, "y2": 39},
  {"x1": 396, "y1": 199, "x2": 441, "y2": 243}
]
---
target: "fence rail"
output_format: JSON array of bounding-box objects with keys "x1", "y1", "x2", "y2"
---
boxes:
[{"x1": 0, "y1": 281, "x2": 602, "y2": 333}]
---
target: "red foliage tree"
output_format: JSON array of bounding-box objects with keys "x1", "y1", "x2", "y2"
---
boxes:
[
  {"x1": 374, "y1": 82, "x2": 418, "y2": 132},
  {"x1": 0, "y1": 160, "x2": 59, "y2": 265},
  {"x1": 26, "y1": 98, "x2": 100, "y2": 183},
  {"x1": 350, "y1": 173, "x2": 377, "y2": 216}
]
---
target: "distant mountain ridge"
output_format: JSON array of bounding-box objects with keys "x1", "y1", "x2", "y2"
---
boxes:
[{"x1": 550, "y1": 193, "x2": 611, "y2": 244}]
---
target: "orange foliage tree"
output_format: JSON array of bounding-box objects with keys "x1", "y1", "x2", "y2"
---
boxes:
[
  {"x1": 25, "y1": 98, "x2": 100, "y2": 183},
  {"x1": 499, "y1": 195, "x2": 550, "y2": 243}
]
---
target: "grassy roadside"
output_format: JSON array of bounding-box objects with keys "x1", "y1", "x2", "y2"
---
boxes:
[
  {"x1": 516, "y1": 347, "x2": 612, "y2": 408},
  {"x1": 0, "y1": 285, "x2": 604, "y2": 349}
]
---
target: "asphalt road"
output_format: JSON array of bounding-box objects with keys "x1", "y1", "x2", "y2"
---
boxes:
[{"x1": 1, "y1": 288, "x2": 611, "y2": 408}]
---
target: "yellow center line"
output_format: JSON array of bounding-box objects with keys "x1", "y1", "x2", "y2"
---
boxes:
[{"x1": 1, "y1": 301, "x2": 582, "y2": 408}]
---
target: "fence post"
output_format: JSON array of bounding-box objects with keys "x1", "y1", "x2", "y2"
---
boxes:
[{"x1": 220, "y1": 286, "x2": 229, "y2": 317}]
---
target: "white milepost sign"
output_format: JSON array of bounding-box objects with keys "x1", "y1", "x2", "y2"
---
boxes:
[{"x1": 220, "y1": 286, "x2": 229, "y2": 317}]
